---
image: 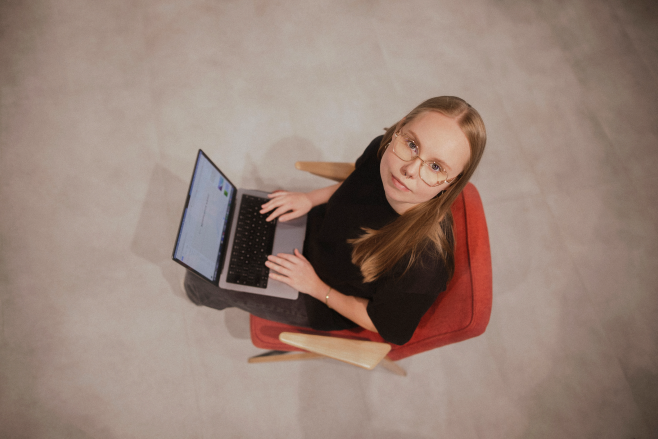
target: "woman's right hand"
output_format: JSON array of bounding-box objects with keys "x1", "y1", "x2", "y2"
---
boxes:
[{"x1": 260, "y1": 190, "x2": 313, "y2": 222}]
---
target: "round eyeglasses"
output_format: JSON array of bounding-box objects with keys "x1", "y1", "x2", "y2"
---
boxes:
[{"x1": 391, "y1": 131, "x2": 458, "y2": 187}]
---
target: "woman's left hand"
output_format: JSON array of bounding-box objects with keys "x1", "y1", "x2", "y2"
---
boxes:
[{"x1": 265, "y1": 249, "x2": 326, "y2": 299}]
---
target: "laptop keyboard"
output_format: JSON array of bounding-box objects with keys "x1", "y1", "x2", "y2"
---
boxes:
[{"x1": 226, "y1": 194, "x2": 277, "y2": 288}]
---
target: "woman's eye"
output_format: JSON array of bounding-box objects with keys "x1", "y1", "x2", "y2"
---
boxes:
[
  {"x1": 430, "y1": 163, "x2": 442, "y2": 172},
  {"x1": 406, "y1": 140, "x2": 418, "y2": 153}
]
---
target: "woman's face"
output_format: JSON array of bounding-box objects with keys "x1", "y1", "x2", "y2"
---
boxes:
[{"x1": 380, "y1": 111, "x2": 471, "y2": 214}]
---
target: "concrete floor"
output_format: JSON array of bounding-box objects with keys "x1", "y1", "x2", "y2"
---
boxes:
[{"x1": 1, "y1": 0, "x2": 657, "y2": 438}]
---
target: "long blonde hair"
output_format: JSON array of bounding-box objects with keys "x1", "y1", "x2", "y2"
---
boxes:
[{"x1": 350, "y1": 96, "x2": 487, "y2": 283}]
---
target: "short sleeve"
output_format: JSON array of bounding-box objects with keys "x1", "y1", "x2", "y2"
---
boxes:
[
  {"x1": 366, "y1": 253, "x2": 449, "y2": 345},
  {"x1": 354, "y1": 135, "x2": 383, "y2": 169}
]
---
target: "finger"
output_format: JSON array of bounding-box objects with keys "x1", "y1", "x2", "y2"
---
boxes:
[
  {"x1": 293, "y1": 248, "x2": 308, "y2": 261},
  {"x1": 267, "y1": 255, "x2": 297, "y2": 269},
  {"x1": 265, "y1": 256, "x2": 290, "y2": 270},
  {"x1": 266, "y1": 205, "x2": 293, "y2": 222},
  {"x1": 267, "y1": 190, "x2": 287, "y2": 199},
  {"x1": 274, "y1": 253, "x2": 299, "y2": 265},
  {"x1": 260, "y1": 197, "x2": 285, "y2": 212},
  {"x1": 270, "y1": 254, "x2": 303, "y2": 271},
  {"x1": 261, "y1": 203, "x2": 282, "y2": 215},
  {"x1": 265, "y1": 261, "x2": 293, "y2": 277},
  {"x1": 260, "y1": 203, "x2": 275, "y2": 214}
]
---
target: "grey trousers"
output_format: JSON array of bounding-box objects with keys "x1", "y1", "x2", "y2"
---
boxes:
[{"x1": 183, "y1": 271, "x2": 313, "y2": 328}]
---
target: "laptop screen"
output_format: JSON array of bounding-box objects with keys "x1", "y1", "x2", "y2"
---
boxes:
[{"x1": 173, "y1": 150, "x2": 235, "y2": 283}]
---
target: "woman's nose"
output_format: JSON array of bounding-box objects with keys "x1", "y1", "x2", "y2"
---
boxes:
[{"x1": 401, "y1": 157, "x2": 422, "y2": 177}]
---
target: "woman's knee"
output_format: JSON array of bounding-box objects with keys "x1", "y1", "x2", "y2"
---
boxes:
[{"x1": 183, "y1": 271, "x2": 233, "y2": 310}]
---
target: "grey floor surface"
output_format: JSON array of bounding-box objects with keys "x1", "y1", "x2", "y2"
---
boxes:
[{"x1": 1, "y1": 0, "x2": 657, "y2": 438}]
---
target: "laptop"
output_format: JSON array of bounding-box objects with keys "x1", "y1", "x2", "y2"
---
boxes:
[{"x1": 172, "y1": 149, "x2": 306, "y2": 300}]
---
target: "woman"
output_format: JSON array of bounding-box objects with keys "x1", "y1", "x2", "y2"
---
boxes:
[{"x1": 185, "y1": 96, "x2": 486, "y2": 345}]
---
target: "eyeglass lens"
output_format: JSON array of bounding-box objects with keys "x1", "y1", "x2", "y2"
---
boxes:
[{"x1": 393, "y1": 133, "x2": 449, "y2": 186}]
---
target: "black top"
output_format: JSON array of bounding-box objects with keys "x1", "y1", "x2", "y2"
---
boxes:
[{"x1": 302, "y1": 136, "x2": 449, "y2": 345}]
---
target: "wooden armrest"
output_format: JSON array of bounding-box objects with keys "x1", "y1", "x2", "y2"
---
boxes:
[
  {"x1": 279, "y1": 332, "x2": 391, "y2": 370},
  {"x1": 295, "y1": 161, "x2": 355, "y2": 182}
]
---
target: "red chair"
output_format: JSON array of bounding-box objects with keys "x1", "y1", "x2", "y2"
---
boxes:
[{"x1": 249, "y1": 163, "x2": 492, "y2": 376}]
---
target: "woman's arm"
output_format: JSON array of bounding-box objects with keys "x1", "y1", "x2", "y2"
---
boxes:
[
  {"x1": 266, "y1": 249, "x2": 378, "y2": 333},
  {"x1": 260, "y1": 183, "x2": 341, "y2": 222},
  {"x1": 323, "y1": 288, "x2": 377, "y2": 333}
]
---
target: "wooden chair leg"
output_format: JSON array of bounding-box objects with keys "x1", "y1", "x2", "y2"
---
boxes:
[
  {"x1": 248, "y1": 350, "x2": 324, "y2": 364},
  {"x1": 379, "y1": 357, "x2": 407, "y2": 376}
]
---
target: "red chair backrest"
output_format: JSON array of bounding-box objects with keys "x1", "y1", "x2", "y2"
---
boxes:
[{"x1": 386, "y1": 182, "x2": 492, "y2": 360}]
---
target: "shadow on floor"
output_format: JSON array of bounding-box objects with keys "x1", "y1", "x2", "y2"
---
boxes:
[{"x1": 130, "y1": 163, "x2": 188, "y2": 299}]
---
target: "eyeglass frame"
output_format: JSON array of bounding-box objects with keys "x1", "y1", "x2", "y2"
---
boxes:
[{"x1": 389, "y1": 130, "x2": 459, "y2": 187}]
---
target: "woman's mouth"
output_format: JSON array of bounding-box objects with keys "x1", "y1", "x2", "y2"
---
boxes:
[{"x1": 391, "y1": 174, "x2": 411, "y2": 192}]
